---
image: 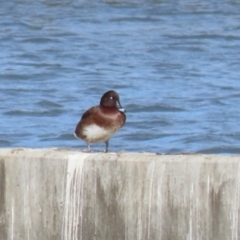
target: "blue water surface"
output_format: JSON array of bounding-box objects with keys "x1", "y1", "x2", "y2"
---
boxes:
[{"x1": 1, "y1": 0, "x2": 240, "y2": 153}]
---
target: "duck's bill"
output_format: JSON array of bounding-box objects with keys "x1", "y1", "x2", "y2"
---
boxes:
[{"x1": 116, "y1": 101, "x2": 126, "y2": 112}]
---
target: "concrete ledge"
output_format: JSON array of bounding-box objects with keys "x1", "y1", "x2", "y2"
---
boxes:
[{"x1": 0, "y1": 149, "x2": 240, "y2": 240}]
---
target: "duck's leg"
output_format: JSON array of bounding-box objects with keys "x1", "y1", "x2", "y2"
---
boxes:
[
  {"x1": 104, "y1": 141, "x2": 109, "y2": 153},
  {"x1": 87, "y1": 142, "x2": 91, "y2": 152}
]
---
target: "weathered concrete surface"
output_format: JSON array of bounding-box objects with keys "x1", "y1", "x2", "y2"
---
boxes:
[{"x1": 0, "y1": 149, "x2": 240, "y2": 240}]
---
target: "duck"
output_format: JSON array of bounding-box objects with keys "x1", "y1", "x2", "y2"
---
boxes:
[{"x1": 74, "y1": 90, "x2": 126, "y2": 152}]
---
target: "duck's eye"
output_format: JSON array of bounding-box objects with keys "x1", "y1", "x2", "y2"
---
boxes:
[{"x1": 110, "y1": 96, "x2": 113, "y2": 100}]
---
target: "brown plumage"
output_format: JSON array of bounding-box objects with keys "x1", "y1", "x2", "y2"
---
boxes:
[{"x1": 74, "y1": 90, "x2": 126, "y2": 152}]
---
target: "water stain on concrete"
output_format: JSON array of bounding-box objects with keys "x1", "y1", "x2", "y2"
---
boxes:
[{"x1": 0, "y1": 160, "x2": 7, "y2": 239}]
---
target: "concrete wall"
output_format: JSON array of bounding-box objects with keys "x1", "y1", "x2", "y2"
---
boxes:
[{"x1": 0, "y1": 149, "x2": 240, "y2": 240}]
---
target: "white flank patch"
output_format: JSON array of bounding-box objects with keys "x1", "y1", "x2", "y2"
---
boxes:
[{"x1": 83, "y1": 124, "x2": 117, "y2": 142}]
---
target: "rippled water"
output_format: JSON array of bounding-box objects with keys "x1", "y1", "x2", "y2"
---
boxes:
[{"x1": 1, "y1": 0, "x2": 240, "y2": 153}]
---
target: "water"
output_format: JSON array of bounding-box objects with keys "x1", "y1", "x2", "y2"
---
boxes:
[{"x1": 1, "y1": 0, "x2": 240, "y2": 153}]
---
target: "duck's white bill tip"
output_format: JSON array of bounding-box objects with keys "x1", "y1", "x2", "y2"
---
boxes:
[{"x1": 119, "y1": 108, "x2": 126, "y2": 113}]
